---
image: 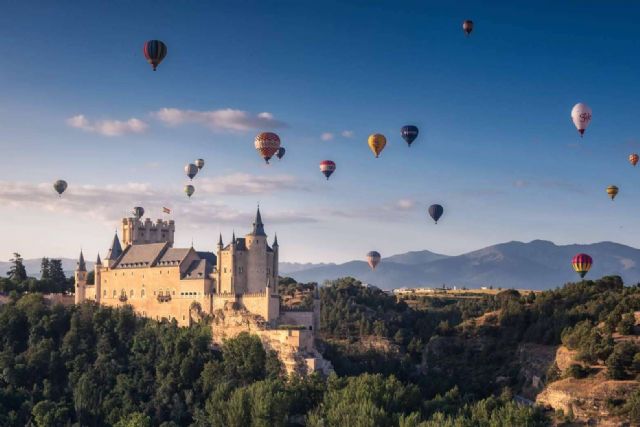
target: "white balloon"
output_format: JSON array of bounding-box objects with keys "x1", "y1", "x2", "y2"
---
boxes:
[{"x1": 571, "y1": 103, "x2": 592, "y2": 137}]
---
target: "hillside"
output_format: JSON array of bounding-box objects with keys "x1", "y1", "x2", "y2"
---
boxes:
[
  {"x1": 286, "y1": 240, "x2": 640, "y2": 290},
  {"x1": 0, "y1": 257, "x2": 94, "y2": 277}
]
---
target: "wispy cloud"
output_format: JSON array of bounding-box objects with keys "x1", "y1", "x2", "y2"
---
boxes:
[
  {"x1": 67, "y1": 115, "x2": 148, "y2": 137},
  {"x1": 328, "y1": 198, "x2": 419, "y2": 222},
  {"x1": 197, "y1": 173, "x2": 313, "y2": 195},
  {"x1": 321, "y1": 132, "x2": 334, "y2": 141},
  {"x1": 0, "y1": 179, "x2": 316, "y2": 226},
  {"x1": 341, "y1": 130, "x2": 354, "y2": 138},
  {"x1": 152, "y1": 107, "x2": 286, "y2": 132}
]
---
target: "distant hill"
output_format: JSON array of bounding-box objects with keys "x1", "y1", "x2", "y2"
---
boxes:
[{"x1": 283, "y1": 240, "x2": 640, "y2": 290}]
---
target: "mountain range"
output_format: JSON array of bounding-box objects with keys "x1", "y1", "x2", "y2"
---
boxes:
[
  {"x1": 280, "y1": 240, "x2": 640, "y2": 290},
  {"x1": 3, "y1": 240, "x2": 640, "y2": 290}
]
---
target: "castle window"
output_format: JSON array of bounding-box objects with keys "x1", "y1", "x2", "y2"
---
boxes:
[
  {"x1": 113, "y1": 290, "x2": 116, "y2": 297},
  {"x1": 224, "y1": 268, "x2": 227, "y2": 273},
  {"x1": 130, "y1": 289, "x2": 134, "y2": 297},
  {"x1": 173, "y1": 291, "x2": 175, "y2": 295},
  {"x1": 103, "y1": 290, "x2": 107, "y2": 296},
  {"x1": 141, "y1": 289, "x2": 145, "y2": 297}
]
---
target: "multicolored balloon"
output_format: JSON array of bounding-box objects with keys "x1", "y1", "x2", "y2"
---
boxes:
[
  {"x1": 143, "y1": 40, "x2": 167, "y2": 71},
  {"x1": 132, "y1": 206, "x2": 145, "y2": 219},
  {"x1": 463, "y1": 20, "x2": 474, "y2": 36},
  {"x1": 185, "y1": 163, "x2": 198, "y2": 180},
  {"x1": 184, "y1": 185, "x2": 195, "y2": 198},
  {"x1": 401, "y1": 125, "x2": 419, "y2": 147},
  {"x1": 195, "y1": 159, "x2": 205, "y2": 170},
  {"x1": 368, "y1": 134, "x2": 387, "y2": 158},
  {"x1": 571, "y1": 103, "x2": 592, "y2": 137},
  {"x1": 319, "y1": 160, "x2": 336, "y2": 180},
  {"x1": 276, "y1": 147, "x2": 286, "y2": 160},
  {"x1": 629, "y1": 154, "x2": 638, "y2": 167},
  {"x1": 255, "y1": 132, "x2": 281, "y2": 163},
  {"x1": 607, "y1": 185, "x2": 619, "y2": 200},
  {"x1": 366, "y1": 251, "x2": 381, "y2": 270},
  {"x1": 428, "y1": 204, "x2": 444, "y2": 224},
  {"x1": 572, "y1": 253, "x2": 592, "y2": 278},
  {"x1": 53, "y1": 180, "x2": 67, "y2": 196}
]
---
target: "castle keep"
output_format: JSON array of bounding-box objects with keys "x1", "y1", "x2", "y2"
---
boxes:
[{"x1": 74, "y1": 208, "x2": 329, "y2": 374}]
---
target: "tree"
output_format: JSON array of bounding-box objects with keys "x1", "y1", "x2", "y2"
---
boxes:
[
  {"x1": 40, "y1": 258, "x2": 50, "y2": 280},
  {"x1": 618, "y1": 313, "x2": 636, "y2": 335},
  {"x1": 115, "y1": 412, "x2": 152, "y2": 427},
  {"x1": 7, "y1": 252, "x2": 27, "y2": 282},
  {"x1": 48, "y1": 259, "x2": 67, "y2": 291}
]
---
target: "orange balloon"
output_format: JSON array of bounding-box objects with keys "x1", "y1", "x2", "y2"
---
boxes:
[{"x1": 254, "y1": 132, "x2": 281, "y2": 163}]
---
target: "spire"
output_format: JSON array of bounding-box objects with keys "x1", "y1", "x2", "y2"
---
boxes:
[
  {"x1": 251, "y1": 206, "x2": 266, "y2": 236},
  {"x1": 232, "y1": 230, "x2": 236, "y2": 242},
  {"x1": 77, "y1": 250, "x2": 86, "y2": 272},
  {"x1": 218, "y1": 233, "x2": 223, "y2": 247},
  {"x1": 96, "y1": 253, "x2": 101, "y2": 265},
  {"x1": 273, "y1": 233, "x2": 278, "y2": 247},
  {"x1": 105, "y1": 232, "x2": 123, "y2": 260}
]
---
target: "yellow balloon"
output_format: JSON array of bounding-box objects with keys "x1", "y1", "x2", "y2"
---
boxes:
[
  {"x1": 607, "y1": 185, "x2": 618, "y2": 200},
  {"x1": 368, "y1": 134, "x2": 387, "y2": 158}
]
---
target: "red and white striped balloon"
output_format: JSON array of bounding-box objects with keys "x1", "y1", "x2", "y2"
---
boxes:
[
  {"x1": 319, "y1": 160, "x2": 336, "y2": 180},
  {"x1": 254, "y1": 132, "x2": 281, "y2": 163}
]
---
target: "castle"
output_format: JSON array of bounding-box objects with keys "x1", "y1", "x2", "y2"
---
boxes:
[{"x1": 74, "y1": 208, "x2": 329, "y2": 375}]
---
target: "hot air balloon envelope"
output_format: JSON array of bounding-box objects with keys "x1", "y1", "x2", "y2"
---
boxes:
[
  {"x1": 630, "y1": 154, "x2": 638, "y2": 167},
  {"x1": 368, "y1": 134, "x2": 387, "y2": 158},
  {"x1": 143, "y1": 40, "x2": 167, "y2": 71},
  {"x1": 185, "y1": 185, "x2": 195, "y2": 198},
  {"x1": 571, "y1": 103, "x2": 592, "y2": 137},
  {"x1": 185, "y1": 163, "x2": 198, "y2": 180},
  {"x1": 401, "y1": 125, "x2": 419, "y2": 146},
  {"x1": 366, "y1": 251, "x2": 381, "y2": 270},
  {"x1": 132, "y1": 206, "x2": 145, "y2": 219},
  {"x1": 319, "y1": 160, "x2": 336, "y2": 180},
  {"x1": 255, "y1": 132, "x2": 281, "y2": 163},
  {"x1": 463, "y1": 20, "x2": 474, "y2": 35},
  {"x1": 276, "y1": 147, "x2": 286, "y2": 160},
  {"x1": 428, "y1": 204, "x2": 444, "y2": 223},
  {"x1": 53, "y1": 180, "x2": 68, "y2": 196},
  {"x1": 572, "y1": 253, "x2": 592, "y2": 278},
  {"x1": 607, "y1": 185, "x2": 619, "y2": 200},
  {"x1": 195, "y1": 159, "x2": 205, "y2": 170}
]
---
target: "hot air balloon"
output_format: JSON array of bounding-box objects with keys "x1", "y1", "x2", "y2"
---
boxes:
[
  {"x1": 463, "y1": 20, "x2": 473, "y2": 36},
  {"x1": 143, "y1": 40, "x2": 167, "y2": 71},
  {"x1": 185, "y1": 185, "x2": 195, "y2": 198},
  {"x1": 53, "y1": 180, "x2": 67, "y2": 196},
  {"x1": 185, "y1": 163, "x2": 198, "y2": 180},
  {"x1": 630, "y1": 154, "x2": 639, "y2": 167},
  {"x1": 571, "y1": 103, "x2": 592, "y2": 137},
  {"x1": 366, "y1": 251, "x2": 381, "y2": 270},
  {"x1": 255, "y1": 132, "x2": 281, "y2": 163},
  {"x1": 195, "y1": 159, "x2": 205, "y2": 170},
  {"x1": 607, "y1": 185, "x2": 619, "y2": 200},
  {"x1": 132, "y1": 206, "x2": 145, "y2": 219},
  {"x1": 428, "y1": 204, "x2": 444, "y2": 224},
  {"x1": 276, "y1": 147, "x2": 286, "y2": 160},
  {"x1": 572, "y1": 253, "x2": 592, "y2": 278},
  {"x1": 368, "y1": 134, "x2": 387, "y2": 158},
  {"x1": 319, "y1": 160, "x2": 336, "y2": 180},
  {"x1": 401, "y1": 125, "x2": 419, "y2": 147}
]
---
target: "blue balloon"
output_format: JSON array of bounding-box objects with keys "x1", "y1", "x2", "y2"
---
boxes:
[
  {"x1": 428, "y1": 204, "x2": 444, "y2": 224},
  {"x1": 401, "y1": 125, "x2": 419, "y2": 146}
]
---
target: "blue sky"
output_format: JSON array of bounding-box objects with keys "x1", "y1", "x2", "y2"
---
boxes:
[{"x1": 0, "y1": 1, "x2": 639, "y2": 263}]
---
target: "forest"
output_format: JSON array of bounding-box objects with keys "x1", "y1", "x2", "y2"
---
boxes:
[{"x1": 1, "y1": 253, "x2": 640, "y2": 425}]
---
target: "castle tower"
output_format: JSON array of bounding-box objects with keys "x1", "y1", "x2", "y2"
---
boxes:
[
  {"x1": 121, "y1": 213, "x2": 175, "y2": 247},
  {"x1": 74, "y1": 250, "x2": 87, "y2": 304},
  {"x1": 104, "y1": 232, "x2": 123, "y2": 268},
  {"x1": 313, "y1": 284, "x2": 321, "y2": 335},
  {"x1": 272, "y1": 234, "x2": 279, "y2": 293},
  {"x1": 245, "y1": 207, "x2": 269, "y2": 294},
  {"x1": 94, "y1": 253, "x2": 102, "y2": 303}
]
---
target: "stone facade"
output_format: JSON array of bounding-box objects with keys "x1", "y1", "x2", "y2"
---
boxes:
[{"x1": 74, "y1": 208, "x2": 330, "y2": 375}]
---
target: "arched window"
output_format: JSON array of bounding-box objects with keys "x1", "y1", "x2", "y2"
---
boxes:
[
  {"x1": 103, "y1": 289, "x2": 107, "y2": 296},
  {"x1": 141, "y1": 289, "x2": 145, "y2": 297},
  {"x1": 130, "y1": 289, "x2": 134, "y2": 297},
  {"x1": 113, "y1": 290, "x2": 117, "y2": 297}
]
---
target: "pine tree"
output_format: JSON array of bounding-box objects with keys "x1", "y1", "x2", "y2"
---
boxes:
[
  {"x1": 8, "y1": 252, "x2": 27, "y2": 282},
  {"x1": 40, "y1": 258, "x2": 50, "y2": 280}
]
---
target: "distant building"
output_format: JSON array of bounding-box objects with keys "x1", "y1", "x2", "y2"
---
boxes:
[{"x1": 74, "y1": 208, "x2": 330, "y2": 375}]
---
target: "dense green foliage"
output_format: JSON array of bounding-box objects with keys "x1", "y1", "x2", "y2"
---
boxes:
[{"x1": 1, "y1": 254, "x2": 73, "y2": 294}]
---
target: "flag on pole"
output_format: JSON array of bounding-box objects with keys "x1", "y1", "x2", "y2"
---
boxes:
[{"x1": 162, "y1": 207, "x2": 171, "y2": 214}]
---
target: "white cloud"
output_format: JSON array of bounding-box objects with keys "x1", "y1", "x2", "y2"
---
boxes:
[
  {"x1": 341, "y1": 130, "x2": 354, "y2": 138},
  {"x1": 321, "y1": 132, "x2": 334, "y2": 141},
  {"x1": 67, "y1": 114, "x2": 148, "y2": 137},
  {"x1": 395, "y1": 198, "x2": 416, "y2": 210},
  {"x1": 152, "y1": 107, "x2": 286, "y2": 132},
  {"x1": 197, "y1": 173, "x2": 312, "y2": 195}
]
